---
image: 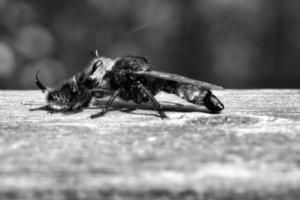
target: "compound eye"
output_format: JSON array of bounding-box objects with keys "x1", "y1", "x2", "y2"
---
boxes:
[{"x1": 91, "y1": 60, "x2": 103, "y2": 74}]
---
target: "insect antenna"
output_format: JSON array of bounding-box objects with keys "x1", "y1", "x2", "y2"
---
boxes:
[{"x1": 35, "y1": 71, "x2": 47, "y2": 93}]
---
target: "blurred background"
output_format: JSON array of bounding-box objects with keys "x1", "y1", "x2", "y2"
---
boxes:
[{"x1": 0, "y1": 0, "x2": 299, "y2": 89}]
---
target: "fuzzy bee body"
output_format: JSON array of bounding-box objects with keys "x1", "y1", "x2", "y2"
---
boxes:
[{"x1": 34, "y1": 51, "x2": 224, "y2": 118}]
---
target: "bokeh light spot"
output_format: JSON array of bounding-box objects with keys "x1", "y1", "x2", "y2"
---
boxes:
[
  {"x1": 15, "y1": 25, "x2": 54, "y2": 59},
  {"x1": 0, "y1": 43, "x2": 16, "y2": 77}
]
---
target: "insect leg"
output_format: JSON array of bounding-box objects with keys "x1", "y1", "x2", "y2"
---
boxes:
[
  {"x1": 92, "y1": 88, "x2": 114, "y2": 93},
  {"x1": 91, "y1": 88, "x2": 115, "y2": 98},
  {"x1": 90, "y1": 90, "x2": 120, "y2": 118},
  {"x1": 29, "y1": 105, "x2": 75, "y2": 114},
  {"x1": 29, "y1": 105, "x2": 52, "y2": 112},
  {"x1": 137, "y1": 82, "x2": 168, "y2": 119}
]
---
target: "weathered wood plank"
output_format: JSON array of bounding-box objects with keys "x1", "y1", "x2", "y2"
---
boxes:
[{"x1": 0, "y1": 90, "x2": 299, "y2": 199}]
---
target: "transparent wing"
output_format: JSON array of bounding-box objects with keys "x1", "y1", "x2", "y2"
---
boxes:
[{"x1": 133, "y1": 70, "x2": 223, "y2": 90}]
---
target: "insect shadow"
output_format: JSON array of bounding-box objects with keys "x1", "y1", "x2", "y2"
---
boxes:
[{"x1": 91, "y1": 98, "x2": 211, "y2": 115}]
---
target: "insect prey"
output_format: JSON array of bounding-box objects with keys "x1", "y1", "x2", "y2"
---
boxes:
[{"x1": 33, "y1": 50, "x2": 224, "y2": 118}]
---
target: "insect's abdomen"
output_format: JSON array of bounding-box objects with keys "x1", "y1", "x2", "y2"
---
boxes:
[{"x1": 161, "y1": 82, "x2": 224, "y2": 113}]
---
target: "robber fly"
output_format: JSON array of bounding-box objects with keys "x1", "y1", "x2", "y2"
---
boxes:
[{"x1": 33, "y1": 50, "x2": 224, "y2": 118}]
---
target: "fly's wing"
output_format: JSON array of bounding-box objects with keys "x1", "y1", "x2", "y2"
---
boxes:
[{"x1": 133, "y1": 70, "x2": 223, "y2": 90}]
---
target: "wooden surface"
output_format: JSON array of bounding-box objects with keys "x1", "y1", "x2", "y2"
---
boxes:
[{"x1": 0, "y1": 90, "x2": 299, "y2": 200}]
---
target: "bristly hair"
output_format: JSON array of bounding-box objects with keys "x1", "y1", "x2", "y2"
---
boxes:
[{"x1": 90, "y1": 49, "x2": 99, "y2": 58}]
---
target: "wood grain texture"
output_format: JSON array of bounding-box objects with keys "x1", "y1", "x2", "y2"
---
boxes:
[{"x1": 0, "y1": 90, "x2": 299, "y2": 199}]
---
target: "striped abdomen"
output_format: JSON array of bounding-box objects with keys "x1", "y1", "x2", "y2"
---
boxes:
[{"x1": 158, "y1": 82, "x2": 224, "y2": 113}]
